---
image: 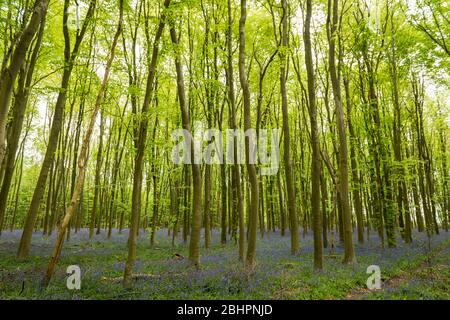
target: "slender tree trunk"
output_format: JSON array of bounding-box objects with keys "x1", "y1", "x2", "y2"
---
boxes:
[
  {"x1": 280, "y1": 0, "x2": 299, "y2": 255},
  {"x1": 10, "y1": 141, "x2": 25, "y2": 232},
  {"x1": 150, "y1": 117, "x2": 159, "y2": 247},
  {"x1": 239, "y1": 0, "x2": 259, "y2": 270},
  {"x1": 320, "y1": 171, "x2": 328, "y2": 248},
  {"x1": 439, "y1": 130, "x2": 449, "y2": 232},
  {"x1": 277, "y1": 172, "x2": 286, "y2": 236},
  {"x1": 327, "y1": 0, "x2": 355, "y2": 263},
  {"x1": 169, "y1": 25, "x2": 203, "y2": 268},
  {"x1": 343, "y1": 74, "x2": 364, "y2": 244},
  {"x1": 89, "y1": 111, "x2": 104, "y2": 239},
  {"x1": 227, "y1": 0, "x2": 245, "y2": 260},
  {"x1": 204, "y1": 165, "x2": 211, "y2": 249},
  {"x1": 123, "y1": 0, "x2": 171, "y2": 288},
  {"x1": 304, "y1": 0, "x2": 323, "y2": 270},
  {"x1": 182, "y1": 165, "x2": 190, "y2": 244},
  {"x1": 389, "y1": 9, "x2": 411, "y2": 243},
  {"x1": 221, "y1": 162, "x2": 228, "y2": 246}
]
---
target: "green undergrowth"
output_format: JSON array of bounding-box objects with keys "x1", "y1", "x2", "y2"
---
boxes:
[{"x1": 0, "y1": 230, "x2": 448, "y2": 299}]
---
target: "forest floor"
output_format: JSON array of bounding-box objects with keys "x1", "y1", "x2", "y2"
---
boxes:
[{"x1": 0, "y1": 229, "x2": 449, "y2": 299}]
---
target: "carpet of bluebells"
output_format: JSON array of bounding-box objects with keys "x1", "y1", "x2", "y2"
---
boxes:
[{"x1": 0, "y1": 228, "x2": 449, "y2": 299}]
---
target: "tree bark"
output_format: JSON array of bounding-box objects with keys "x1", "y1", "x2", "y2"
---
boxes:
[
  {"x1": 169, "y1": 25, "x2": 203, "y2": 268},
  {"x1": 280, "y1": 0, "x2": 299, "y2": 255},
  {"x1": 123, "y1": 0, "x2": 171, "y2": 288},
  {"x1": 327, "y1": 0, "x2": 356, "y2": 263},
  {"x1": 227, "y1": 0, "x2": 245, "y2": 260},
  {"x1": 304, "y1": 0, "x2": 323, "y2": 270},
  {"x1": 239, "y1": 0, "x2": 259, "y2": 270}
]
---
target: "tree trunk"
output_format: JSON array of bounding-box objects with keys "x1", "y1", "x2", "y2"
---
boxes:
[
  {"x1": 89, "y1": 111, "x2": 104, "y2": 239},
  {"x1": 227, "y1": 0, "x2": 245, "y2": 260},
  {"x1": 239, "y1": 0, "x2": 259, "y2": 270},
  {"x1": 327, "y1": 0, "x2": 356, "y2": 263},
  {"x1": 280, "y1": 0, "x2": 299, "y2": 255},
  {"x1": 343, "y1": 74, "x2": 364, "y2": 244},
  {"x1": 123, "y1": 0, "x2": 171, "y2": 288},
  {"x1": 169, "y1": 25, "x2": 203, "y2": 268},
  {"x1": 304, "y1": 0, "x2": 323, "y2": 270}
]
